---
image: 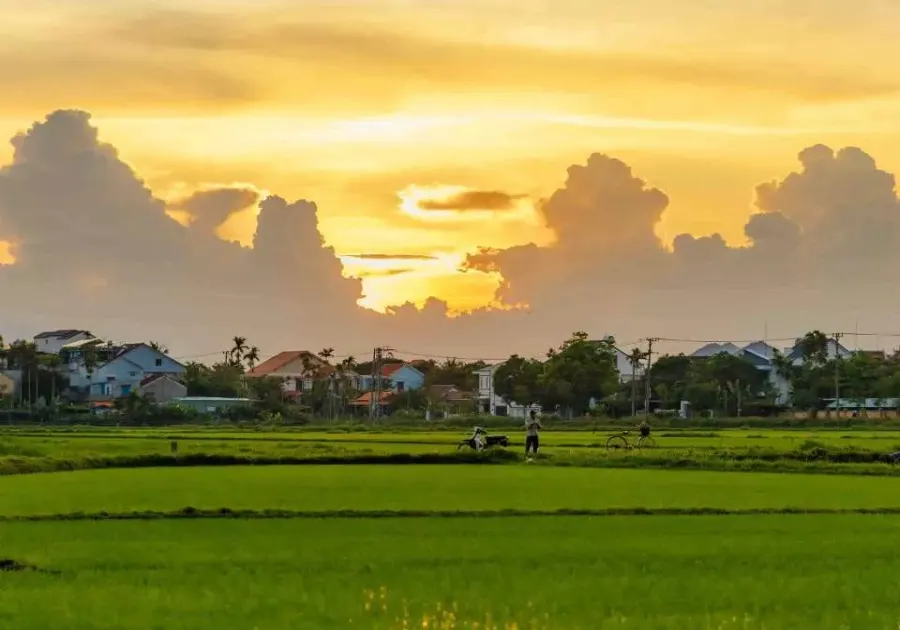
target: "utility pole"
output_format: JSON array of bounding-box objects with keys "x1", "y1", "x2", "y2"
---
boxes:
[
  {"x1": 736, "y1": 378, "x2": 742, "y2": 418},
  {"x1": 643, "y1": 338, "x2": 658, "y2": 418},
  {"x1": 369, "y1": 347, "x2": 379, "y2": 420},
  {"x1": 369, "y1": 346, "x2": 394, "y2": 420},
  {"x1": 628, "y1": 349, "x2": 644, "y2": 418},
  {"x1": 833, "y1": 332, "x2": 843, "y2": 425}
]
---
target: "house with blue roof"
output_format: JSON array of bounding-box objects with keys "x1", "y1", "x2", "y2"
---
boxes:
[{"x1": 691, "y1": 338, "x2": 852, "y2": 405}]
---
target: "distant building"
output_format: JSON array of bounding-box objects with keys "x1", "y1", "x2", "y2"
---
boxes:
[
  {"x1": 247, "y1": 351, "x2": 348, "y2": 399},
  {"x1": 690, "y1": 338, "x2": 853, "y2": 405},
  {"x1": 67, "y1": 343, "x2": 186, "y2": 400},
  {"x1": 138, "y1": 374, "x2": 187, "y2": 403},
  {"x1": 426, "y1": 384, "x2": 475, "y2": 419},
  {"x1": 358, "y1": 362, "x2": 424, "y2": 393},
  {"x1": 473, "y1": 364, "x2": 540, "y2": 419},
  {"x1": 33, "y1": 329, "x2": 94, "y2": 354}
]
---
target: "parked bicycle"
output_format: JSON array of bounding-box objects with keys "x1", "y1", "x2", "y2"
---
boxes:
[{"x1": 605, "y1": 422, "x2": 656, "y2": 452}]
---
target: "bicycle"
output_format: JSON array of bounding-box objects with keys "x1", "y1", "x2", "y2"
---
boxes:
[{"x1": 605, "y1": 429, "x2": 656, "y2": 452}]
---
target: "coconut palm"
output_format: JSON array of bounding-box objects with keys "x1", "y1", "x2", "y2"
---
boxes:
[
  {"x1": 229, "y1": 336, "x2": 248, "y2": 365},
  {"x1": 245, "y1": 346, "x2": 260, "y2": 370}
]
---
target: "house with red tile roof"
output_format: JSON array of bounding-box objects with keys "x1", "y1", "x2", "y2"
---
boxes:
[{"x1": 247, "y1": 351, "x2": 357, "y2": 398}]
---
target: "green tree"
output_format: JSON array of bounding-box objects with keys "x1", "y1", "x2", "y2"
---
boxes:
[
  {"x1": 493, "y1": 355, "x2": 543, "y2": 406},
  {"x1": 647, "y1": 354, "x2": 693, "y2": 409},
  {"x1": 539, "y1": 332, "x2": 619, "y2": 416},
  {"x1": 697, "y1": 353, "x2": 766, "y2": 415},
  {"x1": 424, "y1": 358, "x2": 485, "y2": 391}
]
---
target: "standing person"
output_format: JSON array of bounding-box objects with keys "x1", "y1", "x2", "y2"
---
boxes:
[{"x1": 525, "y1": 409, "x2": 542, "y2": 456}]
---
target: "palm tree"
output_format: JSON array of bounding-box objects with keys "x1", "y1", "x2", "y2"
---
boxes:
[
  {"x1": 229, "y1": 336, "x2": 248, "y2": 366},
  {"x1": 319, "y1": 348, "x2": 335, "y2": 361},
  {"x1": 245, "y1": 346, "x2": 260, "y2": 370}
]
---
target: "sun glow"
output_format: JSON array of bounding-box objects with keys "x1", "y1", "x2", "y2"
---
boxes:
[
  {"x1": 0, "y1": 240, "x2": 15, "y2": 265},
  {"x1": 339, "y1": 252, "x2": 509, "y2": 315}
]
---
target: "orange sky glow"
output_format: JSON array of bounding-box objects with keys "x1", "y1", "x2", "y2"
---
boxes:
[{"x1": 4, "y1": 0, "x2": 900, "y2": 313}]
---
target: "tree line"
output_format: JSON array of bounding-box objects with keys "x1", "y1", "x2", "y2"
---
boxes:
[
  {"x1": 6, "y1": 329, "x2": 900, "y2": 419},
  {"x1": 493, "y1": 330, "x2": 900, "y2": 417}
]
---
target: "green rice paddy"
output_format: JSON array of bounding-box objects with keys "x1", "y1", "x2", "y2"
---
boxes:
[{"x1": 1, "y1": 425, "x2": 899, "y2": 628}]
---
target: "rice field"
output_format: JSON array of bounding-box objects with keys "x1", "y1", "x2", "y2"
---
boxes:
[
  {"x1": 1, "y1": 425, "x2": 900, "y2": 628},
  {"x1": 4, "y1": 426, "x2": 900, "y2": 460},
  {"x1": 3, "y1": 515, "x2": 900, "y2": 629}
]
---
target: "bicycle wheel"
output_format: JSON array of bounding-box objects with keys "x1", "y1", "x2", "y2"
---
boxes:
[
  {"x1": 457, "y1": 441, "x2": 473, "y2": 451},
  {"x1": 637, "y1": 436, "x2": 656, "y2": 450},
  {"x1": 605, "y1": 434, "x2": 629, "y2": 452}
]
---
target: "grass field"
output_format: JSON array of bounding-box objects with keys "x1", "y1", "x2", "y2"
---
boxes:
[
  {"x1": 3, "y1": 425, "x2": 900, "y2": 628},
  {"x1": 3, "y1": 516, "x2": 900, "y2": 629},
  {"x1": 6, "y1": 426, "x2": 900, "y2": 458},
  {"x1": 4, "y1": 465, "x2": 900, "y2": 516}
]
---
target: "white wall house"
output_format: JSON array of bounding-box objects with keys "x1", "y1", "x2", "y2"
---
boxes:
[
  {"x1": 473, "y1": 365, "x2": 541, "y2": 419},
  {"x1": 33, "y1": 329, "x2": 95, "y2": 355}
]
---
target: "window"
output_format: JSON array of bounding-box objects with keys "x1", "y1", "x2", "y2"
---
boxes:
[
  {"x1": 396, "y1": 381, "x2": 405, "y2": 392},
  {"x1": 155, "y1": 358, "x2": 163, "y2": 367}
]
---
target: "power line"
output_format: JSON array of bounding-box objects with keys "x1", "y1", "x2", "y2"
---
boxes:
[
  {"x1": 656, "y1": 336, "x2": 800, "y2": 345},
  {"x1": 167, "y1": 330, "x2": 900, "y2": 367}
]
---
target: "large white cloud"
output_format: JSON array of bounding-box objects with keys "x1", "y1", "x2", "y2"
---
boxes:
[
  {"x1": 0, "y1": 110, "x2": 364, "y2": 353},
  {"x1": 3, "y1": 110, "x2": 900, "y2": 358}
]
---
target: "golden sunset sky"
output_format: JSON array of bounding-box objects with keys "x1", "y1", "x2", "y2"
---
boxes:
[{"x1": 4, "y1": 0, "x2": 900, "y2": 312}]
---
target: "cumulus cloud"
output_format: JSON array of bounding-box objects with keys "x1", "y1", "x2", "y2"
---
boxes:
[
  {"x1": 4, "y1": 108, "x2": 900, "y2": 358},
  {"x1": 418, "y1": 190, "x2": 523, "y2": 211},
  {"x1": 466, "y1": 153, "x2": 670, "y2": 306},
  {"x1": 466, "y1": 143, "x2": 900, "y2": 345},
  {"x1": 169, "y1": 186, "x2": 260, "y2": 234},
  {"x1": 0, "y1": 110, "x2": 363, "y2": 352}
]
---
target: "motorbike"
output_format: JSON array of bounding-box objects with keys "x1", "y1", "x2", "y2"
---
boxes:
[{"x1": 457, "y1": 433, "x2": 510, "y2": 451}]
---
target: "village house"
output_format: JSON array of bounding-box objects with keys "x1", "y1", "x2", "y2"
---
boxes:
[
  {"x1": 33, "y1": 329, "x2": 95, "y2": 355},
  {"x1": 473, "y1": 365, "x2": 541, "y2": 418},
  {"x1": 138, "y1": 373, "x2": 188, "y2": 403},
  {"x1": 247, "y1": 351, "x2": 354, "y2": 398},
  {"x1": 66, "y1": 342, "x2": 186, "y2": 400},
  {"x1": 690, "y1": 338, "x2": 853, "y2": 404},
  {"x1": 357, "y1": 362, "x2": 424, "y2": 393},
  {"x1": 425, "y1": 384, "x2": 475, "y2": 419}
]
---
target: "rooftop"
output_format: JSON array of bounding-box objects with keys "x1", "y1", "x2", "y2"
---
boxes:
[
  {"x1": 35, "y1": 329, "x2": 92, "y2": 340},
  {"x1": 248, "y1": 351, "x2": 330, "y2": 377}
]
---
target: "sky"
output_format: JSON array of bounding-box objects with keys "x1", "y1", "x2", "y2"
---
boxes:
[{"x1": 3, "y1": 0, "x2": 900, "y2": 360}]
